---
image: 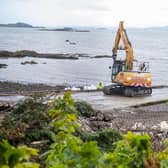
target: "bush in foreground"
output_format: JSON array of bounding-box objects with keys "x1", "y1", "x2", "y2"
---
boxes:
[
  {"x1": 0, "y1": 99, "x2": 52, "y2": 145},
  {"x1": 0, "y1": 140, "x2": 39, "y2": 168},
  {"x1": 77, "y1": 128, "x2": 122, "y2": 152}
]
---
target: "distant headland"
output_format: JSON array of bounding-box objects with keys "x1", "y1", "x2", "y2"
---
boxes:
[
  {"x1": 39, "y1": 27, "x2": 90, "y2": 32},
  {"x1": 0, "y1": 23, "x2": 90, "y2": 32},
  {"x1": 0, "y1": 22, "x2": 45, "y2": 28}
]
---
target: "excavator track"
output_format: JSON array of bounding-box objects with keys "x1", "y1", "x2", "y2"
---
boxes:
[
  {"x1": 103, "y1": 84, "x2": 122, "y2": 95},
  {"x1": 124, "y1": 86, "x2": 152, "y2": 97},
  {"x1": 103, "y1": 84, "x2": 152, "y2": 97}
]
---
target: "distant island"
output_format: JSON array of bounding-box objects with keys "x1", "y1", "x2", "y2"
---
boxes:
[
  {"x1": 39, "y1": 27, "x2": 90, "y2": 32},
  {"x1": 0, "y1": 22, "x2": 45, "y2": 28}
]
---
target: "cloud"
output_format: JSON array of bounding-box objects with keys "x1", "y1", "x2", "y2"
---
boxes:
[
  {"x1": 54, "y1": 0, "x2": 111, "y2": 12},
  {"x1": 1, "y1": 0, "x2": 168, "y2": 27}
]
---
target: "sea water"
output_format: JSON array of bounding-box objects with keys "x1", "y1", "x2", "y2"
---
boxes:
[{"x1": 0, "y1": 27, "x2": 168, "y2": 86}]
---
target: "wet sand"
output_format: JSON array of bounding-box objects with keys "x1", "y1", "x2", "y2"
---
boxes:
[{"x1": 72, "y1": 88, "x2": 168, "y2": 111}]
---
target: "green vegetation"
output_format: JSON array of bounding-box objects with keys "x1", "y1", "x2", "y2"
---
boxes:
[
  {"x1": 46, "y1": 92, "x2": 102, "y2": 167},
  {"x1": 108, "y1": 132, "x2": 152, "y2": 168},
  {"x1": 76, "y1": 128, "x2": 122, "y2": 152},
  {"x1": 82, "y1": 129, "x2": 122, "y2": 152},
  {"x1": 75, "y1": 100, "x2": 95, "y2": 117},
  {"x1": 0, "y1": 140, "x2": 39, "y2": 168},
  {"x1": 1, "y1": 92, "x2": 168, "y2": 167},
  {"x1": 0, "y1": 99, "x2": 52, "y2": 145}
]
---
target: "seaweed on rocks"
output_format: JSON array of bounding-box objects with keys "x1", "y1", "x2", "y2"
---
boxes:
[{"x1": 75, "y1": 100, "x2": 96, "y2": 117}]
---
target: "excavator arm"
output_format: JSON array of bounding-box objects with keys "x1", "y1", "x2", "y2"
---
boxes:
[{"x1": 112, "y1": 21, "x2": 133, "y2": 70}]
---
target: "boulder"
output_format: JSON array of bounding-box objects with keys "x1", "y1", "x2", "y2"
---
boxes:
[
  {"x1": 0, "y1": 64, "x2": 8, "y2": 68},
  {"x1": 21, "y1": 60, "x2": 38, "y2": 65}
]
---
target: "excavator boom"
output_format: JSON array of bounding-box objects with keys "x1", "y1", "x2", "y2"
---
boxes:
[{"x1": 112, "y1": 21, "x2": 133, "y2": 70}]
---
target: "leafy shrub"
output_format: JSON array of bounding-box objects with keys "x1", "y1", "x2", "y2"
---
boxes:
[
  {"x1": 106, "y1": 132, "x2": 152, "y2": 168},
  {"x1": 46, "y1": 92, "x2": 103, "y2": 167},
  {"x1": 75, "y1": 100, "x2": 95, "y2": 117},
  {"x1": 156, "y1": 140, "x2": 168, "y2": 168},
  {"x1": 87, "y1": 129, "x2": 122, "y2": 152},
  {"x1": 0, "y1": 99, "x2": 52, "y2": 145},
  {"x1": 76, "y1": 128, "x2": 122, "y2": 152},
  {"x1": 0, "y1": 140, "x2": 39, "y2": 168}
]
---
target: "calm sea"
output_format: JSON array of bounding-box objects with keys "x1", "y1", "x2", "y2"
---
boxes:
[{"x1": 0, "y1": 27, "x2": 168, "y2": 86}]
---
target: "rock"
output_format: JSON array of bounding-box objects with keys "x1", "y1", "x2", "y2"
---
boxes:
[
  {"x1": 21, "y1": 60, "x2": 38, "y2": 65},
  {"x1": 78, "y1": 117, "x2": 93, "y2": 132},
  {"x1": 159, "y1": 121, "x2": 168, "y2": 131},
  {"x1": 0, "y1": 64, "x2": 8, "y2": 68},
  {"x1": 69, "y1": 42, "x2": 76, "y2": 45},
  {"x1": 96, "y1": 112, "x2": 104, "y2": 121},
  {"x1": 104, "y1": 113, "x2": 113, "y2": 121},
  {"x1": 93, "y1": 55, "x2": 111, "y2": 58},
  {"x1": 90, "y1": 121, "x2": 112, "y2": 131},
  {"x1": 132, "y1": 122, "x2": 146, "y2": 130},
  {"x1": 0, "y1": 102, "x2": 10, "y2": 111},
  {"x1": 151, "y1": 125, "x2": 158, "y2": 130}
]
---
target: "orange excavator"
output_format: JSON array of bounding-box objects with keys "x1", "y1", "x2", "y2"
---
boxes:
[{"x1": 103, "y1": 21, "x2": 152, "y2": 97}]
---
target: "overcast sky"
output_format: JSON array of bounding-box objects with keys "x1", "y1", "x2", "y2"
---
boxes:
[{"x1": 1, "y1": 0, "x2": 168, "y2": 27}]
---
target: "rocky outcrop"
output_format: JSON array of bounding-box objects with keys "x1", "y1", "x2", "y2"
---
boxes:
[
  {"x1": 93, "y1": 55, "x2": 111, "y2": 58},
  {"x1": 0, "y1": 50, "x2": 111, "y2": 59},
  {"x1": 21, "y1": 60, "x2": 38, "y2": 65},
  {"x1": 0, "y1": 50, "x2": 79, "y2": 59},
  {"x1": 0, "y1": 64, "x2": 8, "y2": 68},
  {"x1": 0, "y1": 50, "x2": 37, "y2": 57}
]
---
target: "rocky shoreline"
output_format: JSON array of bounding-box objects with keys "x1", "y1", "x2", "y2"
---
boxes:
[
  {"x1": 0, "y1": 50, "x2": 79, "y2": 59},
  {"x1": 80, "y1": 104, "x2": 168, "y2": 132},
  {"x1": 79, "y1": 102, "x2": 168, "y2": 151},
  {"x1": 0, "y1": 81, "x2": 66, "y2": 94},
  {"x1": 0, "y1": 50, "x2": 111, "y2": 59}
]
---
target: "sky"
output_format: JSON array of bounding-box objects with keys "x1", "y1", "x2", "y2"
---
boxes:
[{"x1": 1, "y1": 0, "x2": 168, "y2": 27}]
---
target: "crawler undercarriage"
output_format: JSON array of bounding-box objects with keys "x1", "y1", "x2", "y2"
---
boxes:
[{"x1": 103, "y1": 84, "x2": 152, "y2": 97}]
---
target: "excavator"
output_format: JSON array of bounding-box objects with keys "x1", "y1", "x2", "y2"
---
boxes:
[{"x1": 103, "y1": 21, "x2": 152, "y2": 97}]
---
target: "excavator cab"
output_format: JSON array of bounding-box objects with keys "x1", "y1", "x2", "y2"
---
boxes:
[{"x1": 111, "y1": 60, "x2": 126, "y2": 81}]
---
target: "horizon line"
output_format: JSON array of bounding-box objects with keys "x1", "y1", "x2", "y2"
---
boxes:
[{"x1": 1, "y1": 21, "x2": 168, "y2": 29}]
